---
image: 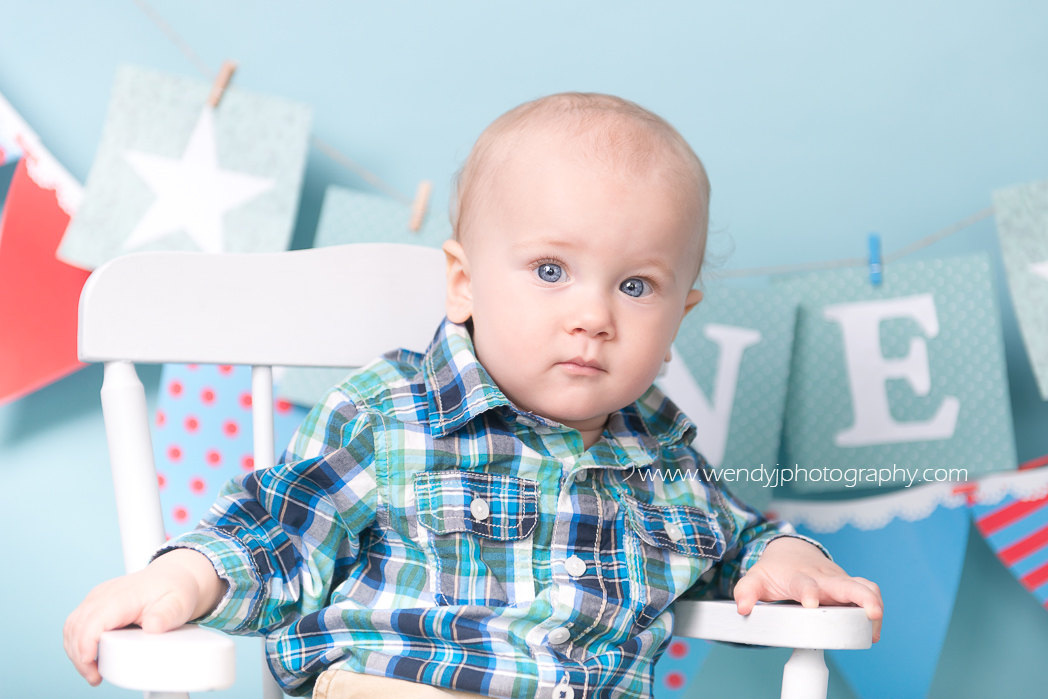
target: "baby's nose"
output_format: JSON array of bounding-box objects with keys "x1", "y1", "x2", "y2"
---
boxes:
[{"x1": 567, "y1": 295, "x2": 614, "y2": 338}]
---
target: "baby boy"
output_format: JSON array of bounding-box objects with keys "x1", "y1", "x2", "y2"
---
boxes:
[{"x1": 66, "y1": 92, "x2": 882, "y2": 698}]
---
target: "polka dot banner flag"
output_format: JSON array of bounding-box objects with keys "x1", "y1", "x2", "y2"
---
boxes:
[
  {"x1": 153, "y1": 362, "x2": 307, "y2": 535},
  {"x1": 653, "y1": 637, "x2": 712, "y2": 696}
]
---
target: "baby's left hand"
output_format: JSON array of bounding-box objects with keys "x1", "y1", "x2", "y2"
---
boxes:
[{"x1": 733, "y1": 536, "x2": 883, "y2": 643}]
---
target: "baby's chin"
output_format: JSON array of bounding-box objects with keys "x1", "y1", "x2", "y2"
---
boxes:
[{"x1": 533, "y1": 404, "x2": 615, "y2": 432}]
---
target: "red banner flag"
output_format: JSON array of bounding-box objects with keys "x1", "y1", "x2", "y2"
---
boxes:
[{"x1": 0, "y1": 158, "x2": 89, "y2": 403}]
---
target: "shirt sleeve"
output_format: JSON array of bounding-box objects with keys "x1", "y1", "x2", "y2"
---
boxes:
[
  {"x1": 685, "y1": 481, "x2": 832, "y2": 600},
  {"x1": 155, "y1": 385, "x2": 379, "y2": 634}
]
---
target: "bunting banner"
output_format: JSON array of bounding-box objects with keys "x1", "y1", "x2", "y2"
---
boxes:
[
  {"x1": 966, "y1": 462, "x2": 1048, "y2": 610},
  {"x1": 58, "y1": 64, "x2": 312, "y2": 269},
  {"x1": 0, "y1": 121, "x2": 21, "y2": 166},
  {"x1": 152, "y1": 362, "x2": 308, "y2": 534},
  {"x1": 653, "y1": 637, "x2": 712, "y2": 697},
  {"x1": 659, "y1": 288, "x2": 797, "y2": 509},
  {"x1": 0, "y1": 92, "x2": 88, "y2": 404},
  {"x1": 993, "y1": 181, "x2": 1048, "y2": 400},
  {"x1": 772, "y1": 483, "x2": 970, "y2": 699},
  {"x1": 278, "y1": 187, "x2": 452, "y2": 408},
  {"x1": 774, "y1": 254, "x2": 1015, "y2": 493}
]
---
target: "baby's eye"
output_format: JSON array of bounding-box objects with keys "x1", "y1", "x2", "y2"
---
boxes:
[
  {"x1": 620, "y1": 278, "x2": 650, "y2": 297},
  {"x1": 536, "y1": 263, "x2": 563, "y2": 283}
]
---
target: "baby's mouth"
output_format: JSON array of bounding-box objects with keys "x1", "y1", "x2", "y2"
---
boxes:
[{"x1": 556, "y1": 357, "x2": 605, "y2": 375}]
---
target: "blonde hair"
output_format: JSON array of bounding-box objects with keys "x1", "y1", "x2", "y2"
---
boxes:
[{"x1": 451, "y1": 92, "x2": 711, "y2": 278}]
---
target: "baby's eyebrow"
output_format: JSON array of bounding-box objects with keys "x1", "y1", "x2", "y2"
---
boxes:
[
  {"x1": 511, "y1": 236, "x2": 578, "y2": 254},
  {"x1": 630, "y1": 258, "x2": 677, "y2": 282}
]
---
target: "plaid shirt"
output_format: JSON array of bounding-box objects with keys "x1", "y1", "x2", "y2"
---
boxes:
[{"x1": 164, "y1": 319, "x2": 822, "y2": 698}]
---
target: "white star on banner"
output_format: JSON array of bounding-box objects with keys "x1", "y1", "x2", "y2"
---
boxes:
[
  {"x1": 1032, "y1": 261, "x2": 1048, "y2": 282},
  {"x1": 122, "y1": 109, "x2": 275, "y2": 253}
]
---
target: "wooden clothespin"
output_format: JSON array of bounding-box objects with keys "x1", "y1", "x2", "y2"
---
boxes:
[
  {"x1": 206, "y1": 60, "x2": 238, "y2": 109},
  {"x1": 868, "y1": 232, "x2": 883, "y2": 286},
  {"x1": 409, "y1": 180, "x2": 432, "y2": 232}
]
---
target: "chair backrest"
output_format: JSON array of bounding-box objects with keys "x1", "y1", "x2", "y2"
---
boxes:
[
  {"x1": 79, "y1": 243, "x2": 447, "y2": 367},
  {"x1": 78, "y1": 243, "x2": 447, "y2": 574}
]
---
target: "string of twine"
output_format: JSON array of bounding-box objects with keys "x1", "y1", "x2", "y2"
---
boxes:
[
  {"x1": 131, "y1": 0, "x2": 995, "y2": 276},
  {"x1": 715, "y1": 207, "x2": 995, "y2": 279},
  {"x1": 132, "y1": 0, "x2": 411, "y2": 204}
]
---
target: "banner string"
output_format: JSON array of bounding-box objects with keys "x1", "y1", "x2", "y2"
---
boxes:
[
  {"x1": 131, "y1": 0, "x2": 996, "y2": 275},
  {"x1": 716, "y1": 206, "x2": 995, "y2": 279},
  {"x1": 132, "y1": 0, "x2": 412, "y2": 205}
]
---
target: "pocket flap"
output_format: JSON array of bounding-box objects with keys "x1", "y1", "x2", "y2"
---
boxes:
[
  {"x1": 414, "y1": 470, "x2": 538, "y2": 541},
  {"x1": 623, "y1": 496, "x2": 725, "y2": 559}
]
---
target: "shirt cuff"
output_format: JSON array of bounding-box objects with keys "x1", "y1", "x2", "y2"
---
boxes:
[
  {"x1": 154, "y1": 527, "x2": 265, "y2": 633},
  {"x1": 738, "y1": 528, "x2": 833, "y2": 577}
]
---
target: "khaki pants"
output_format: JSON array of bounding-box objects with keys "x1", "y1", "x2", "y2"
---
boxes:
[{"x1": 313, "y1": 668, "x2": 489, "y2": 698}]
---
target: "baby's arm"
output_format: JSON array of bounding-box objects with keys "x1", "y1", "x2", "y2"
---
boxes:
[
  {"x1": 733, "y1": 536, "x2": 884, "y2": 642},
  {"x1": 63, "y1": 548, "x2": 226, "y2": 686}
]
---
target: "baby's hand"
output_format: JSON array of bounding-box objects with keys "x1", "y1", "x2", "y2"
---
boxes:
[
  {"x1": 733, "y1": 536, "x2": 883, "y2": 643},
  {"x1": 63, "y1": 548, "x2": 225, "y2": 685}
]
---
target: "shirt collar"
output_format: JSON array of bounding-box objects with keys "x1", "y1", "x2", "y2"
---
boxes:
[
  {"x1": 421, "y1": 319, "x2": 697, "y2": 451},
  {"x1": 423, "y1": 319, "x2": 512, "y2": 437},
  {"x1": 602, "y1": 384, "x2": 698, "y2": 467}
]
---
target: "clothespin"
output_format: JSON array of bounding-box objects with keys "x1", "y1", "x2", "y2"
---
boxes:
[
  {"x1": 867, "y1": 232, "x2": 883, "y2": 286},
  {"x1": 409, "y1": 180, "x2": 432, "y2": 232},
  {"x1": 206, "y1": 60, "x2": 238, "y2": 109}
]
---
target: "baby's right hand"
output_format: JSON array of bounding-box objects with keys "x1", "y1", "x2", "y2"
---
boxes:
[{"x1": 63, "y1": 548, "x2": 225, "y2": 686}]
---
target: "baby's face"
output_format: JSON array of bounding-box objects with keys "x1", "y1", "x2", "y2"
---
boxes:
[{"x1": 445, "y1": 133, "x2": 703, "y2": 447}]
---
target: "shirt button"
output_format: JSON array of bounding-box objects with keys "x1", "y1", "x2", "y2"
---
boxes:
[
  {"x1": 664, "y1": 522, "x2": 684, "y2": 542},
  {"x1": 564, "y1": 555, "x2": 587, "y2": 577},
  {"x1": 548, "y1": 626, "x2": 571, "y2": 645},
  {"x1": 555, "y1": 685, "x2": 575, "y2": 699},
  {"x1": 574, "y1": 470, "x2": 588, "y2": 483},
  {"x1": 469, "y1": 497, "x2": 490, "y2": 521}
]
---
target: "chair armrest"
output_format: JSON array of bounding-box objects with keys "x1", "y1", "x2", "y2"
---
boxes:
[
  {"x1": 673, "y1": 600, "x2": 873, "y2": 650},
  {"x1": 98, "y1": 624, "x2": 236, "y2": 692}
]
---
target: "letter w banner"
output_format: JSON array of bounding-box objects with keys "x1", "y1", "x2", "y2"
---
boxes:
[
  {"x1": 0, "y1": 92, "x2": 87, "y2": 404},
  {"x1": 773, "y1": 254, "x2": 1016, "y2": 493}
]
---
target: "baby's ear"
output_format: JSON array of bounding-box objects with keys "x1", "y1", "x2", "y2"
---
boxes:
[
  {"x1": 668, "y1": 288, "x2": 704, "y2": 358},
  {"x1": 442, "y1": 239, "x2": 473, "y2": 323},
  {"x1": 683, "y1": 288, "x2": 703, "y2": 315}
]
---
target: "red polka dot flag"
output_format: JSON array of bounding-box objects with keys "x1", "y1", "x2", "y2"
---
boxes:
[
  {"x1": 153, "y1": 363, "x2": 307, "y2": 535},
  {"x1": 653, "y1": 637, "x2": 710, "y2": 694}
]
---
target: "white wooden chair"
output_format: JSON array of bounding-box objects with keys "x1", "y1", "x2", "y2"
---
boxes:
[{"x1": 77, "y1": 243, "x2": 872, "y2": 699}]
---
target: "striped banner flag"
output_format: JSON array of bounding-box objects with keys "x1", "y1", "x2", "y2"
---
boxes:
[{"x1": 970, "y1": 456, "x2": 1048, "y2": 607}]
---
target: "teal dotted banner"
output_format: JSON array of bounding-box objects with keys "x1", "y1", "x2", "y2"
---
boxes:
[
  {"x1": 774, "y1": 254, "x2": 1015, "y2": 494},
  {"x1": 667, "y1": 287, "x2": 797, "y2": 509}
]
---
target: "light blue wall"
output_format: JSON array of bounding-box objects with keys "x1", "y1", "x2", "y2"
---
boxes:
[{"x1": 2, "y1": 2, "x2": 1047, "y2": 696}]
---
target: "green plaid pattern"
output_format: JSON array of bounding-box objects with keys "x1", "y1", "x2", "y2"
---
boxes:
[{"x1": 162, "y1": 319, "x2": 822, "y2": 698}]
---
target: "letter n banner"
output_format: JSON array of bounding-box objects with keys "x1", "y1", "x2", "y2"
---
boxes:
[
  {"x1": 660, "y1": 287, "x2": 797, "y2": 508},
  {"x1": 774, "y1": 254, "x2": 1015, "y2": 493}
]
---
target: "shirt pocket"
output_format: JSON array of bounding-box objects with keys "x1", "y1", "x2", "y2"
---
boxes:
[
  {"x1": 621, "y1": 496, "x2": 726, "y2": 628},
  {"x1": 414, "y1": 470, "x2": 539, "y2": 607}
]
